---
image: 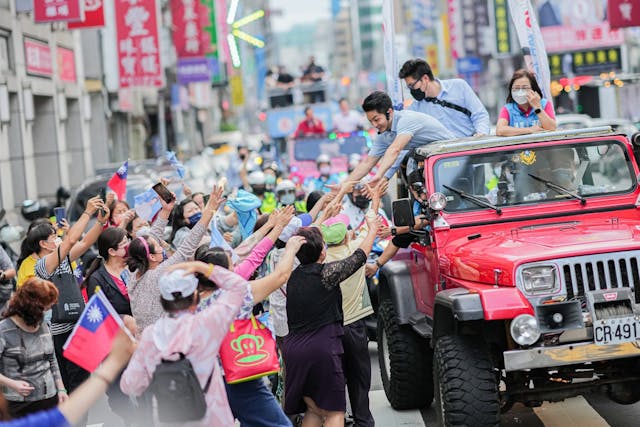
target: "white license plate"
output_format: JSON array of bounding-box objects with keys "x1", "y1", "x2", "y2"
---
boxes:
[{"x1": 593, "y1": 316, "x2": 640, "y2": 345}]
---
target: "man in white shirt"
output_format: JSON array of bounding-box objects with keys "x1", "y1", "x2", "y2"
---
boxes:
[{"x1": 333, "y1": 98, "x2": 365, "y2": 133}]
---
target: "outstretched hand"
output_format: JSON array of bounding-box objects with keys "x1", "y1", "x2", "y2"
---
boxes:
[{"x1": 285, "y1": 235, "x2": 306, "y2": 252}]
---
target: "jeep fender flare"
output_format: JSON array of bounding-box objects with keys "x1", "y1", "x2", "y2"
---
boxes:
[
  {"x1": 377, "y1": 260, "x2": 419, "y2": 325},
  {"x1": 433, "y1": 288, "x2": 484, "y2": 341}
]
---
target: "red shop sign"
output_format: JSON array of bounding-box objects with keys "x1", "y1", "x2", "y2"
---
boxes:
[
  {"x1": 68, "y1": 0, "x2": 105, "y2": 29},
  {"x1": 608, "y1": 0, "x2": 640, "y2": 29},
  {"x1": 57, "y1": 47, "x2": 77, "y2": 82},
  {"x1": 34, "y1": 0, "x2": 83, "y2": 23},
  {"x1": 115, "y1": 0, "x2": 163, "y2": 88},
  {"x1": 171, "y1": 0, "x2": 212, "y2": 58},
  {"x1": 24, "y1": 39, "x2": 53, "y2": 77}
]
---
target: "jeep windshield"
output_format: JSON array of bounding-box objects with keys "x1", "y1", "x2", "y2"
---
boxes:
[{"x1": 433, "y1": 139, "x2": 635, "y2": 212}]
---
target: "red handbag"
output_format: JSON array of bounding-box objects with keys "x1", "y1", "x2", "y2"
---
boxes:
[{"x1": 219, "y1": 315, "x2": 280, "y2": 384}]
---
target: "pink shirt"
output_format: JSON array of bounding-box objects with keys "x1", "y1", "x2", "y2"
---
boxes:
[
  {"x1": 120, "y1": 267, "x2": 249, "y2": 427},
  {"x1": 109, "y1": 274, "x2": 129, "y2": 301},
  {"x1": 498, "y1": 101, "x2": 556, "y2": 122},
  {"x1": 233, "y1": 236, "x2": 274, "y2": 279}
]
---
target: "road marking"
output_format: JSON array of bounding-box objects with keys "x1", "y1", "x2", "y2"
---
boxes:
[
  {"x1": 533, "y1": 396, "x2": 609, "y2": 427},
  {"x1": 369, "y1": 390, "x2": 424, "y2": 426}
]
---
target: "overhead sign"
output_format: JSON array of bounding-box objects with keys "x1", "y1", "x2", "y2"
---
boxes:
[
  {"x1": 548, "y1": 47, "x2": 622, "y2": 77},
  {"x1": 114, "y1": 0, "x2": 163, "y2": 88},
  {"x1": 34, "y1": 0, "x2": 83, "y2": 23},
  {"x1": 24, "y1": 38, "x2": 53, "y2": 77},
  {"x1": 68, "y1": 0, "x2": 105, "y2": 29}
]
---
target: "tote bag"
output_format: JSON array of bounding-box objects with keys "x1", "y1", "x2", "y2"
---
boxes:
[
  {"x1": 219, "y1": 315, "x2": 280, "y2": 384},
  {"x1": 50, "y1": 247, "x2": 85, "y2": 323}
]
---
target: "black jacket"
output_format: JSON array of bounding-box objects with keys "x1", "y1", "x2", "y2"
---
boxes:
[{"x1": 86, "y1": 263, "x2": 132, "y2": 316}]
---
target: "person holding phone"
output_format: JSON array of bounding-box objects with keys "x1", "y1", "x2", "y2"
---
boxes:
[
  {"x1": 496, "y1": 69, "x2": 556, "y2": 136},
  {"x1": 127, "y1": 184, "x2": 226, "y2": 334}
]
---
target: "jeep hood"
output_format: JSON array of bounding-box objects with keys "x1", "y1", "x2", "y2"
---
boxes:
[{"x1": 442, "y1": 220, "x2": 640, "y2": 286}]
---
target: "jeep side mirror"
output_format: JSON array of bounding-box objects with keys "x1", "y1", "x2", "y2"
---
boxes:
[{"x1": 392, "y1": 198, "x2": 415, "y2": 227}]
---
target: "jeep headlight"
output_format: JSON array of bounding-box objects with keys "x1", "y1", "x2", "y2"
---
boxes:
[
  {"x1": 510, "y1": 314, "x2": 540, "y2": 346},
  {"x1": 521, "y1": 265, "x2": 559, "y2": 295}
]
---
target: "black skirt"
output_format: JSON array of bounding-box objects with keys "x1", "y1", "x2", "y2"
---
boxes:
[{"x1": 282, "y1": 322, "x2": 345, "y2": 414}]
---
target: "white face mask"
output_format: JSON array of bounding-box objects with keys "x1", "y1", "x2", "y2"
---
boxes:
[
  {"x1": 511, "y1": 89, "x2": 528, "y2": 105},
  {"x1": 280, "y1": 194, "x2": 296, "y2": 206}
]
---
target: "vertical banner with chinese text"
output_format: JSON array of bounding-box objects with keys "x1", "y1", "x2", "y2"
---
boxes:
[
  {"x1": 171, "y1": 0, "x2": 212, "y2": 58},
  {"x1": 115, "y1": 0, "x2": 163, "y2": 88},
  {"x1": 507, "y1": 0, "x2": 552, "y2": 105},
  {"x1": 382, "y1": 0, "x2": 402, "y2": 106}
]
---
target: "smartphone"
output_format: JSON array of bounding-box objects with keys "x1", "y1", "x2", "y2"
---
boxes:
[
  {"x1": 97, "y1": 187, "x2": 107, "y2": 217},
  {"x1": 53, "y1": 207, "x2": 66, "y2": 227},
  {"x1": 152, "y1": 182, "x2": 175, "y2": 203}
]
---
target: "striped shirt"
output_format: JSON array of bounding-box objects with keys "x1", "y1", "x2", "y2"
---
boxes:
[{"x1": 35, "y1": 257, "x2": 78, "y2": 336}]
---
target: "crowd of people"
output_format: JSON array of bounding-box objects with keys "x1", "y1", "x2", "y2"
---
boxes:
[{"x1": 0, "y1": 57, "x2": 558, "y2": 427}]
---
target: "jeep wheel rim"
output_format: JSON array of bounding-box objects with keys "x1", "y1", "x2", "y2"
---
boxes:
[{"x1": 382, "y1": 328, "x2": 391, "y2": 379}]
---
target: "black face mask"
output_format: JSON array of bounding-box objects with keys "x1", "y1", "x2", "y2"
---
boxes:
[
  {"x1": 239, "y1": 153, "x2": 247, "y2": 161},
  {"x1": 352, "y1": 195, "x2": 370, "y2": 209},
  {"x1": 410, "y1": 87, "x2": 426, "y2": 101},
  {"x1": 252, "y1": 185, "x2": 266, "y2": 196}
]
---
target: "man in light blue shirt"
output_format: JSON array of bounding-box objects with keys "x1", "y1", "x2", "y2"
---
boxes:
[
  {"x1": 340, "y1": 91, "x2": 454, "y2": 187},
  {"x1": 399, "y1": 58, "x2": 490, "y2": 137}
]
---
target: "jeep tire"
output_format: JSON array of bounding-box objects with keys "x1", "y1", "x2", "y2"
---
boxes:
[
  {"x1": 433, "y1": 335, "x2": 500, "y2": 427},
  {"x1": 377, "y1": 300, "x2": 433, "y2": 409}
]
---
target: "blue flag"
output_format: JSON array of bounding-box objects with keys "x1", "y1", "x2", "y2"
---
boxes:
[
  {"x1": 166, "y1": 151, "x2": 186, "y2": 179},
  {"x1": 134, "y1": 188, "x2": 162, "y2": 222}
]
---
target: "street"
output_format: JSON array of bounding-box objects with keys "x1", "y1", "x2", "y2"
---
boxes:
[{"x1": 83, "y1": 341, "x2": 640, "y2": 426}]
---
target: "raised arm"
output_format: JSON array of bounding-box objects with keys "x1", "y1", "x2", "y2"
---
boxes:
[
  {"x1": 371, "y1": 133, "x2": 412, "y2": 183},
  {"x1": 44, "y1": 196, "x2": 103, "y2": 275},
  {"x1": 69, "y1": 206, "x2": 110, "y2": 262},
  {"x1": 249, "y1": 235, "x2": 305, "y2": 302}
]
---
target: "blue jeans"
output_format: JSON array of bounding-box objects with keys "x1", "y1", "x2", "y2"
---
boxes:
[{"x1": 225, "y1": 378, "x2": 292, "y2": 427}]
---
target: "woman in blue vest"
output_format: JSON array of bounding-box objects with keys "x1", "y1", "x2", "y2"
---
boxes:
[{"x1": 496, "y1": 69, "x2": 556, "y2": 136}]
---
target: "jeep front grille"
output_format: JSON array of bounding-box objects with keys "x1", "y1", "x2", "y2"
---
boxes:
[{"x1": 558, "y1": 251, "x2": 640, "y2": 303}]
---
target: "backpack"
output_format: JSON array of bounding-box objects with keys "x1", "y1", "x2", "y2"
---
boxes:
[{"x1": 149, "y1": 353, "x2": 215, "y2": 423}]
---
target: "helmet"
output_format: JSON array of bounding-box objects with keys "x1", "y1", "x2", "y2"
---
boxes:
[
  {"x1": 21, "y1": 199, "x2": 50, "y2": 222},
  {"x1": 275, "y1": 179, "x2": 296, "y2": 194},
  {"x1": 248, "y1": 171, "x2": 266, "y2": 186},
  {"x1": 317, "y1": 154, "x2": 331, "y2": 165}
]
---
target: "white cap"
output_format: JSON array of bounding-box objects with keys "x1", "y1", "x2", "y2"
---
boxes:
[
  {"x1": 275, "y1": 179, "x2": 296, "y2": 193},
  {"x1": 248, "y1": 170, "x2": 266, "y2": 185},
  {"x1": 159, "y1": 269, "x2": 199, "y2": 301},
  {"x1": 279, "y1": 216, "x2": 302, "y2": 242}
]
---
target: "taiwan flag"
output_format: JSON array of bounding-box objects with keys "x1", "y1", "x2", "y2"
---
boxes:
[
  {"x1": 107, "y1": 160, "x2": 128, "y2": 201},
  {"x1": 63, "y1": 290, "x2": 124, "y2": 372}
]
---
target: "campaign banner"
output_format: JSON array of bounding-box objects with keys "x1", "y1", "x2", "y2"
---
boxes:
[
  {"x1": 24, "y1": 39, "x2": 53, "y2": 77},
  {"x1": 34, "y1": 0, "x2": 83, "y2": 23},
  {"x1": 68, "y1": 0, "x2": 105, "y2": 29},
  {"x1": 57, "y1": 47, "x2": 77, "y2": 82},
  {"x1": 508, "y1": 0, "x2": 552, "y2": 105},
  {"x1": 115, "y1": 0, "x2": 163, "y2": 88},
  {"x1": 608, "y1": 0, "x2": 640, "y2": 29},
  {"x1": 171, "y1": 0, "x2": 212, "y2": 58},
  {"x1": 176, "y1": 57, "x2": 212, "y2": 84}
]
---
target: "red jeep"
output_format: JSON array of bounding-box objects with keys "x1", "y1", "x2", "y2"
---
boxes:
[{"x1": 377, "y1": 127, "x2": 640, "y2": 426}]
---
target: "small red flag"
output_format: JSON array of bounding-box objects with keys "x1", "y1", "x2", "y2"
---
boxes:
[{"x1": 107, "y1": 160, "x2": 128, "y2": 201}]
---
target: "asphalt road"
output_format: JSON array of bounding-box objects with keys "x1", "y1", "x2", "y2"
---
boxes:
[{"x1": 85, "y1": 341, "x2": 640, "y2": 426}]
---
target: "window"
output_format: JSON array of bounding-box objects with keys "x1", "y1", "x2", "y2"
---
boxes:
[{"x1": 0, "y1": 31, "x2": 11, "y2": 72}]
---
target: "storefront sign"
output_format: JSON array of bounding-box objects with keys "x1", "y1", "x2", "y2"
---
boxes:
[
  {"x1": 447, "y1": 0, "x2": 464, "y2": 60},
  {"x1": 24, "y1": 38, "x2": 53, "y2": 77},
  {"x1": 34, "y1": 0, "x2": 83, "y2": 23},
  {"x1": 68, "y1": 0, "x2": 105, "y2": 29},
  {"x1": 57, "y1": 47, "x2": 77, "y2": 82},
  {"x1": 548, "y1": 47, "x2": 622, "y2": 77},
  {"x1": 115, "y1": 0, "x2": 163, "y2": 87},
  {"x1": 494, "y1": 0, "x2": 511, "y2": 55},
  {"x1": 608, "y1": 0, "x2": 640, "y2": 29},
  {"x1": 176, "y1": 57, "x2": 212, "y2": 84}
]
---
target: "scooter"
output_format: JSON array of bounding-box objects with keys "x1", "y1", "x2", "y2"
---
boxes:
[{"x1": 0, "y1": 208, "x2": 23, "y2": 266}]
